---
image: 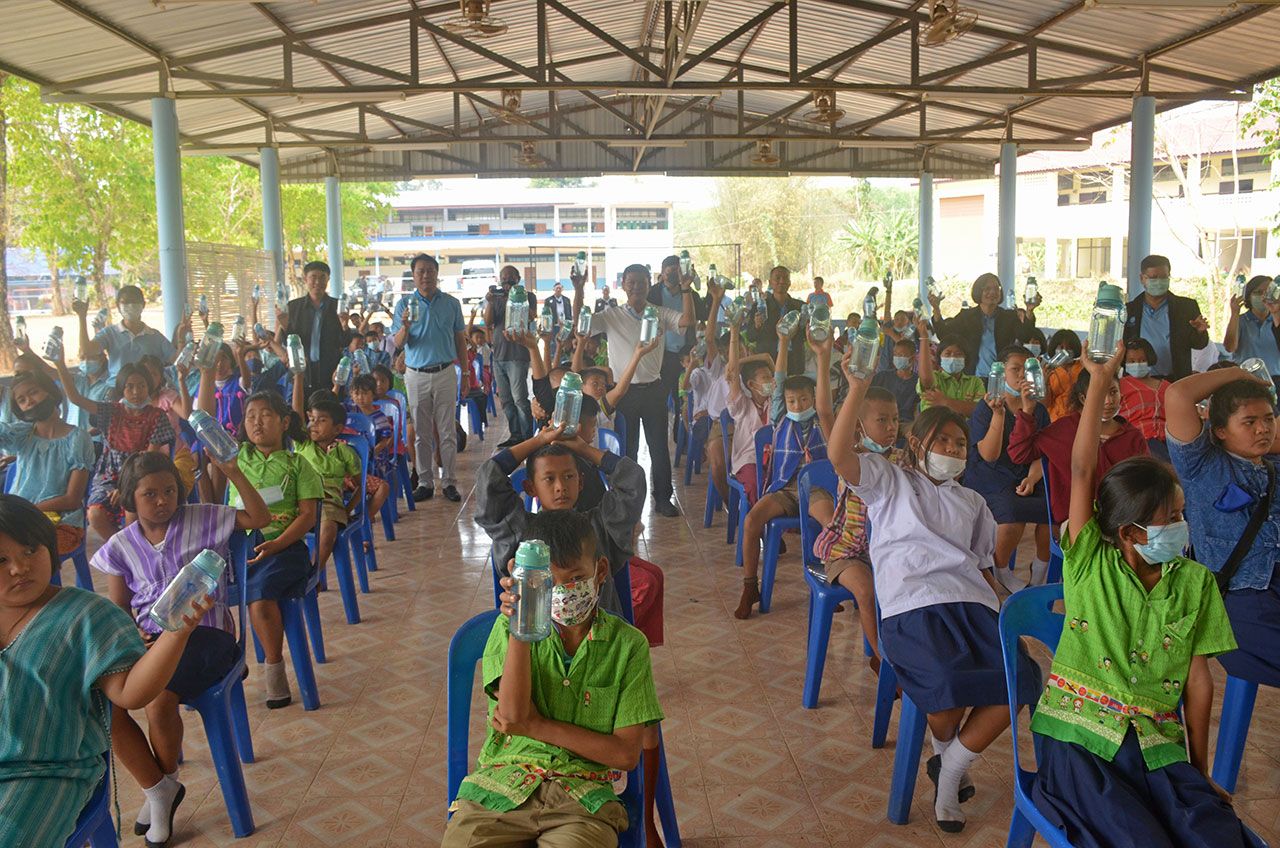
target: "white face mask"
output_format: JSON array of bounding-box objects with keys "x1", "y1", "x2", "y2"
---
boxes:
[
  {"x1": 119, "y1": 303, "x2": 143, "y2": 323},
  {"x1": 922, "y1": 450, "x2": 966, "y2": 481}
]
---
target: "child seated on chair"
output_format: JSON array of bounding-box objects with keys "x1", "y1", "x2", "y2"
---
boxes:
[
  {"x1": 0, "y1": 497, "x2": 213, "y2": 848},
  {"x1": 346, "y1": 374, "x2": 397, "y2": 493},
  {"x1": 735, "y1": 324, "x2": 835, "y2": 619},
  {"x1": 722, "y1": 321, "x2": 776, "y2": 508},
  {"x1": 1028, "y1": 341, "x2": 1260, "y2": 848},
  {"x1": 811, "y1": 384, "x2": 900, "y2": 666},
  {"x1": 292, "y1": 392, "x2": 362, "y2": 582},
  {"x1": 204, "y1": 387, "x2": 322, "y2": 710},
  {"x1": 443, "y1": 509, "x2": 664, "y2": 848},
  {"x1": 95, "y1": 452, "x2": 270, "y2": 848}
]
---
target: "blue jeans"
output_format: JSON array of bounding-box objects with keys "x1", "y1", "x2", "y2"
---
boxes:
[{"x1": 493, "y1": 359, "x2": 532, "y2": 441}]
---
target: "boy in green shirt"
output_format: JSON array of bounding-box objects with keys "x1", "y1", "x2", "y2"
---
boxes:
[
  {"x1": 444, "y1": 509, "x2": 663, "y2": 848},
  {"x1": 291, "y1": 380, "x2": 361, "y2": 581},
  {"x1": 916, "y1": 318, "x2": 984, "y2": 416}
]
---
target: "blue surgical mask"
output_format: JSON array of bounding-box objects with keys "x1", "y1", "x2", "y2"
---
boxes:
[
  {"x1": 121, "y1": 398, "x2": 148, "y2": 411},
  {"x1": 1133, "y1": 520, "x2": 1189, "y2": 565},
  {"x1": 1025, "y1": 344, "x2": 1041, "y2": 357},
  {"x1": 940, "y1": 356, "x2": 965, "y2": 375},
  {"x1": 861, "y1": 434, "x2": 889, "y2": 454},
  {"x1": 1144, "y1": 277, "x2": 1170, "y2": 297},
  {"x1": 1250, "y1": 294, "x2": 1266, "y2": 311},
  {"x1": 786, "y1": 407, "x2": 817, "y2": 423},
  {"x1": 892, "y1": 356, "x2": 912, "y2": 371},
  {"x1": 1125, "y1": 362, "x2": 1150, "y2": 379},
  {"x1": 82, "y1": 360, "x2": 103, "y2": 377}
]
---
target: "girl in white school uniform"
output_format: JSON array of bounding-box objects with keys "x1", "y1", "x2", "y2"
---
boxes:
[{"x1": 830, "y1": 352, "x2": 1041, "y2": 833}]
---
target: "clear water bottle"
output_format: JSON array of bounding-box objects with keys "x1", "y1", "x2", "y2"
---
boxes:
[
  {"x1": 707, "y1": 263, "x2": 718, "y2": 286},
  {"x1": 198, "y1": 294, "x2": 209, "y2": 318},
  {"x1": 537, "y1": 303, "x2": 554, "y2": 335},
  {"x1": 1088, "y1": 283, "x2": 1126, "y2": 362},
  {"x1": 404, "y1": 296, "x2": 422, "y2": 324},
  {"x1": 148, "y1": 549, "x2": 225, "y2": 633},
  {"x1": 175, "y1": 341, "x2": 196, "y2": 371},
  {"x1": 1236, "y1": 273, "x2": 1248, "y2": 299},
  {"x1": 754, "y1": 289, "x2": 768, "y2": 311},
  {"x1": 927, "y1": 276, "x2": 942, "y2": 300},
  {"x1": 1044, "y1": 348, "x2": 1072, "y2": 370},
  {"x1": 883, "y1": 270, "x2": 893, "y2": 287},
  {"x1": 863, "y1": 291, "x2": 877, "y2": 318},
  {"x1": 231, "y1": 316, "x2": 247, "y2": 344},
  {"x1": 912, "y1": 297, "x2": 923, "y2": 316},
  {"x1": 286, "y1": 334, "x2": 307, "y2": 375},
  {"x1": 987, "y1": 361, "x2": 1007, "y2": 400},
  {"x1": 74, "y1": 276, "x2": 89, "y2": 303},
  {"x1": 253, "y1": 322, "x2": 269, "y2": 340},
  {"x1": 506, "y1": 285, "x2": 529, "y2": 334},
  {"x1": 353, "y1": 348, "x2": 370, "y2": 376},
  {"x1": 848, "y1": 318, "x2": 881, "y2": 379},
  {"x1": 679, "y1": 249, "x2": 692, "y2": 278},
  {"x1": 1025, "y1": 276, "x2": 1039, "y2": 306},
  {"x1": 1268, "y1": 280, "x2": 1280, "y2": 304},
  {"x1": 251, "y1": 283, "x2": 262, "y2": 303},
  {"x1": 808, "y1": 304, "x2": 831, "y2": 342},
  {"x1": 575, "y1": 307, "x2": 593, "y2": 336},
  {"x1": 196, "y1": 322, "x2": 224, "y2": 369},
  {"x1": 188, "y1": 409, "x2": 239, "y2": 463},
  {"x1": 92, "y1": 308, "x2": 109, "y2": 333},
  {"x1": 511, "y1": 540, "x2": 553, "y2": 642},
  {"x1": 556, "y1": 324, "x2": 573, "y2": 344},
  {"x1": 14, "y1": 316, "x2": 26, "y2": 344},
  {"x1": 276, "y1": 282, "x2": 289, "y2": 312},
  {"x1": 333, "y1": 354, "x2": 352, "y2": 385},
  {"x1": 552, "y1": 372, "x2": 584, "y2": 437},
  {"x1": 728, "y1": 295, "x2": 747, "y2": 327},
  {"x1": 338, "y1": 293, "x2": 349, "y2": 314},
  {"x1": 573, "y1": 251, "x2": 587, "y2": 278},
  {"x1": 776, "y1": 309, "x2": 802, "y2": 339},
  {"x1": 43, "y1": 326, "x2": 64, "y2": 360},
  {"x1": 1024, "y1": 356, "x2": 1046, "y2": 401},
  {"x1": 640, "y1": 305, "x2": 661, "y2": 344}
]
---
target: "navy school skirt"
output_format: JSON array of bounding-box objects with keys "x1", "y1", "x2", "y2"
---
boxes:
[
  {"x1": 1221, "y1": 565, "x2": 1280, "y2": 688},
  {"x1": 880, "y1": 601, "x2": 1042, "y2": 713},
  {"x1": 167, "y1": 626, "x2": 239, "y2": 700},
  {"x1": 1032, "y1": 731, "x2": 1264, "y2": 848},
  {"x1": 982, "y1": 484, "x2": 1049, "y2": 525},
  {"x1": 244, "y1": 538, "x2": 312, "y2": 604}
]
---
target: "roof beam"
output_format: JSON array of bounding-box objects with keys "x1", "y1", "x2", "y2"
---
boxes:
[
  {"x1": 677, "y1": 2, "x2": 786, "y2": 77},
  {"x1": 545, "y1": 0, "x2": 664, "y2": 79}
]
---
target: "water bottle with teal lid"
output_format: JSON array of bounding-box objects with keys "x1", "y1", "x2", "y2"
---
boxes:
[
  {"x1": 333, "y1": 354, "x2": 352, "y2": 386},
  {"x1": 640, "y1": 305, "x2": 661, "y2": 344},
  {"x1": 679, "y1": 249, "x2": 692, "y2": 278},
  {"x1": 552, "y1": 372, "x2": 584, "y2": 436},
  {"x1": 511, "y1": 540, "x2": 553, "y2": 642},
  {"x1": 1024, "y1": 356, "x2": 1046, "y2": 401},
  {"x1": 575, "y1": 306, "x2": 593, "y2": 336},
  {"x1": 987, "y1": 361, "x2": 1006, "y2": 401},
  {"x1": 507, "y1": 284, "x2": 529, "y2": 334},
  {"x1": 538, "y1": 303, "x2": 554, "y2": 335},
  {"x1": 195, "y1": 322, "x2": 224, "y2": 369},
  {"x1": 188, "y1": 409, "x2": 239, "y2": 463},
  {"x1": 286, "y1": 333, "x2": 307, "y2": 375},
  {"x1": 573, "y1": 251, "x2": 587, "y2": 278},
  {"x1": 848, "y1": 317, "x2": 881, "y2": 378},
  {"x1": 1088, "y1": 283, "x2": 1125, "y2": 362},
  {"x1": 148, "y1": 549, "x2": 225, "y2": 632},
  {"x1": 175, "y1": 341, "x2": 196, "y2": 371},
  {"x1": 232, "y1": 315, "x2": 247, "y2": 343},
  {"x1": 808, "y1": 303, "x2": 831, "y2": 342}
]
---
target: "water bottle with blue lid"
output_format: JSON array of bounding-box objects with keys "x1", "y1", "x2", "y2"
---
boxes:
[
  {"x1": 552, "y1": 372, "x2": 584, "y2": 437},
  {"x1": 148, "y1": 549, "x2": 225, "y2": 632},
  {"x1": 188, "y1": 409, "x2": 239, "y2": 463}
]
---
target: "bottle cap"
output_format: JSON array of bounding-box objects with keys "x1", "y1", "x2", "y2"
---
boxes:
[
  {"x1": 560, "y1": 371, "x2": 583, "y2": 391},
  {"x1": 1095, "y1": 284, "x2": 1124, "y2": 307},
  {"x1": 190, "y1": 549, "x2": 227, "y2": 580},
  {"x1": 990, "y1": 362, "x2": 1005, "y2": 377},
  {"x1": 856, "y1": 317, "x2": 879, "y2": 337},
  {"x1": 206, "y1": 321, "x2": 224, "y2": 336},
  {"x1": 1025, "y1": 357, "x2": 1042, "y2": 372},
  {"x1": 515, "y1": 539, "x2": 551, "y2": 570}
]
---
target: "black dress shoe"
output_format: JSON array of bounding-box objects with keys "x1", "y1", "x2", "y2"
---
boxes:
[
  {"x1": 443, "y1": 485, "x2": 462, "y2": 502},
  {"x1": 413, "y1": 485, "x2": 434, "y2": 502},
  {"x1": 654, "y1": 499, "x2": 680, "y2": 517}
]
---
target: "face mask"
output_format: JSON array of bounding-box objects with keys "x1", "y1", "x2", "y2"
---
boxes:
[
  {"x1": 1250, "y1": 294, "x2": 1266, "y2": 311},
  {"x1": 550, "y1": 575, "x2": 599, "y2": 626},
  {"x1": 892, "y1": 356, "x2": 912, "y2": 371},
  {"x1": 82, "y1": 360, "x2": 103, "y2": 377},
  {"x1": 119, "y1": 303, "x2": 143, "y2": 323},
  {"x1": 16, "y1": 396, "x2": 59, "y2": 423},
  {"x1": 1133, "y1": 520, "x2": 1189, "y2": 565},
  {"x1": 1125, "y1": 362, "x2": 1150, "y2": 379},
  {"x1": 1025, "y1": 344, "x2": 1041, "y2": 357},
  {"x1": 940, "y1": 357, "x2": 966, "y2": 375},
  {"x1": 861, "y1": 434, "x2": 889, "y2": 454},
  {"x1": 786, "y1": 406, "x2": 817, "y2": 423},
  {"x1": 758, "y1": 380, "x2": 776, "y2": 396},
  {"x1": 121, "y1": 397, "x2": 148, "y2": 411},
  {"x1": 922, "y1": 450, "x2": 966, "y2": 481},
  {"x1": 1144, "y1": 277, "x2": 1170, "y2": 297}
]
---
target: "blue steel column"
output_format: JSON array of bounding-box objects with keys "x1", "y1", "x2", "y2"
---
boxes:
[
  {"x1": 151, "y1": 97, "x2": 187, "y2": 337},
  {"x1": 918, "y1": 171, "x2": 933, "y2": 307},
  {"x1": 259, "y1": 147, "x2": 285, "y2": 291},
  {"x1": 998, "y1": 142, "x2": 1018, "y2": 303},
  {"x1": 324, "y1": 175, "x2": 344, "y2": 298},
  {"x1": 1126, "y1": 95, "x2": 1156, "y2": 298}
]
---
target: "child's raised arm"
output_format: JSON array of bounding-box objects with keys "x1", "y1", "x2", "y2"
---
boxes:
[
  {"x1": 49, "y1": 355, "x2": 99, "y2": 414},
  {"x1": 1068, "y1": 341, "x2": 1125, "y2": 541},
  {"x1": 290, "y1": 371, "x2": 306, "y2": 420},
  {"x1": 829, "y1": 347, "x2": 867, "y2": 486},
  {"x1": 1165, "y1": 365, "x2": 1251, "y2": 444},
  {"x1": 916, "y1": 316, "x2": 936, "y2": 392},
  {"x1": 810, "y1": 329, "x2": 835, "y2": 438},
  {"x1": 231, "y1": 340, "x2": 252, "y2": 391},
  {"x1": 196, "y1": 365, "x2": 216, "y2": 417}
]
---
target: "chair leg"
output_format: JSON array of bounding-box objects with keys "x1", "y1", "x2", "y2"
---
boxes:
[
  {"x1": 726, "y1": 489, "x2": 739, "y2": 545},
  {"x1": 759, "y1": 523, "x2": 782, "y2": 614},
  {"x1": 803, "y1": 592, "x2": 837, "y2": 709},
  {"x1": 683, "y1": 438, "x2": 694, "y2": 485},
  {"x1": 229, "y1": 677, "x2": 254, "y2": 764},
  {"x1": 1005, "y1": 806, "x2": 1036, "y2": 848},
  {"x1": 358, "y1": 519, "x2": 376, "y2": 584},
  {"x1": 887, "y1": 694, "x2": 926, "y2": 825},
  {"x1": 1211, "y1": 675, "x2": 1259, "y2": 794},
  {"x1": 702, "y1": 478, "x2": 718, "y2": 528},
  {"x1": 281, "y1": 599, "x2": 321, "y2": 711},
  {"x1": 397, "y1": 456, "x2": 416, "y2": 512},
  {"x1": 380, "y1": 497, "x2": 396, "y2": 542},
  {"x1": 195, "y1": 694, "x2": 256, "y2": 838},
  {"x1": 734, "y1": 501, "x2": 745, "y2": 568},
  {"x1": 654, "y1": 729, "x2": 681, "y2": 848},
  {"x1": 331, "y1": 539, "x2": 361, "y2": 625},
  {"x1": 872, "y1": 662, "x2": 898, "y2": 749},
  {"x1": 72, "y1": 548, "x2": 94, "y2": 590},
  {"x1": 301, "y1": 590, "x2": 327, "y2": 664}
]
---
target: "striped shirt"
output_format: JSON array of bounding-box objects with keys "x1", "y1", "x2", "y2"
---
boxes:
[
  {"x1": 1118, "y1": 375, "x2": 1169, "y2": 441},
  {"x1": 91, "y1": 503, "x2": 238, "y2": 636}
]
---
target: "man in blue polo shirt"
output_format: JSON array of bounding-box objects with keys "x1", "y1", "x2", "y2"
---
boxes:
[
  {"x1": 393, "y1": 253, "x2": 472, "y2": 503},
  {"x1": 75, "y1": 284, "x2": 178, "y2": 379}
]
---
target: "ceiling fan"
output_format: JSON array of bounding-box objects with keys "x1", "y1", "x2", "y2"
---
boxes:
[
  {"x1": 805, "y1": 90, "x2": 845, "y2": 124},
  {"x1": 921, "y1": 0, "x2": 978, "y2": 46},
  {"x1": 490, "y1": 89, "x2": 532, "y2": 125},
  {"x1": 516, "y1": 142, "x2": 548, "y2": 168},
  {"x1": 442, "y1": 0, "x2": 509, "y2": 38},
  {"x1": 750, "y1": 140, "x2": 780, "y2": 166}
]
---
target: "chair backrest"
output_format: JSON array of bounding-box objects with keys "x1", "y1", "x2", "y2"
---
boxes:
[
  {"x1": 338, "y1": 434, "x2": 373, "y2": 523},
  {"x1": 447, "y1": 609, "x2": 500, "y2": 807},
  {"x1": 2, "y1": 461, "x2": 14, "y2": 494},
  {"x1": 753, "y1": 424, "x2": 774, "y2": 499},
  {"x1": 509, "y1": 466, "x2": 536, "y2": 512},
  {"x1": 344, "y1": 411, "x2": 377, "y2": 447},
  {"x1": 1040, "y1": 456, "x2": 1058, "y2": 525},
  {"x1": 798, "y1": 460, "x2": 838, "y2": 570},
  {"x1": 598, "y1": 427, "x2": 622, "y2": 456},
  {"x1": 386, "y1": 389, "x2": 411, "y2": 439},
  {"x1": 999, "y1": 584, "x2": 1064, "y2": 784},
  {"x1": 719, "y1": 408, "x2": 733, "y2": 465},
  {"x1": 374, "y1": 398, "x2": 402, "y2": 454}
]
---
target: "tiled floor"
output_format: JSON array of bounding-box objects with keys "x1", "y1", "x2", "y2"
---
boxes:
[{"x1": 92, "y1": 422, "x2": 1280, "y2": 848}]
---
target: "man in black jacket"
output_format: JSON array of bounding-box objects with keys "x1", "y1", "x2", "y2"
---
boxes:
[
  {"x1": 928, "y1": 272, "x2": 1037, "y2": 376},
  {"x1": 1122, "y1": 254, "x2": 1210, "y2": 381},
  {"x1": 276, "y1": 260, "x2": 347, "y2": 396},
  {"x1": 747, "y1": 265, "x2": 806, "y2": 376}
]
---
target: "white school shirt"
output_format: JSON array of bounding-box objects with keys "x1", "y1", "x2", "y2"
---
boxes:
[
  {"x1": 690, "y1": 356, "x2": 728, "y2": 419},
  {"x1": 853, "y1": 452, "x2": 1000, "y2": 619},
  {"x1": 588, "y1": 304, "x2": 682, "y2": 384}
]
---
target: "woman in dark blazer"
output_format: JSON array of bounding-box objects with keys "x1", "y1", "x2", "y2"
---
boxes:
[{"x1": 928, "y1": 272, "x2": 1038, "y2": 376}]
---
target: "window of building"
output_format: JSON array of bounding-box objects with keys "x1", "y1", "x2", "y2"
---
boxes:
[
  {"x1": 448, "y1": 207, "x2": 500, "y2": 222},
  {"x1": 1075, "y1": 238, "x2": 1111, "y2": 279},
  {"x1": 615, "y1": 207, "x2": 669, "y2": 230},
  {"x1": 1219, "y1": 178, "x2": 1255, "y2": 195},
  {"x1": 1203, "y1": 229, "x2": 1271, "y2": 275},
  {"x1": 1057, "y1": 170, "x2": 1110, "y2": 206}
]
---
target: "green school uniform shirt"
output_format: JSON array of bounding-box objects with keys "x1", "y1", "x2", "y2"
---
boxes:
[
  {"x1": 229, "y1": 444, "x2": 324, "y2": 541},
  {"x1": 1030, "y1": 517, "x2": 1237, "y2": 770},
  {"x1": 918, "y1": 370, "x2": 984, "y2": 411},
  {"x1": 294, "y1": 440, "x2": 360, "y2": 509},
  {"x1": 455, "y1": 610, "x2": 664, "y2": 814}
]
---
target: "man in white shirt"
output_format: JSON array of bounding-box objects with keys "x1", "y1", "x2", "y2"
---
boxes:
[{"x1": 574, "y1": 263, "x2": 695, "y2": 517}]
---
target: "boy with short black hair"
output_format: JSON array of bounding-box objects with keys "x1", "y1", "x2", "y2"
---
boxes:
[
  {"x1": 290, "y1": 384, "x2": 360, "y2": 578},
  {"x1": 871, "y1": 337, "x2": 920, "y2": 439}
]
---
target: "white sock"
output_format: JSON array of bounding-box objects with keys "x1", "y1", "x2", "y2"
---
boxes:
[
  {"x1": 136, "y1": 795, "x2": 151, "y2": 827},
  {"x1": 265, "y1": 660, "x2": 291, "y2": 702},
  {"x1": 931, "y1": 735, "x2": 952, "y2": 757},
  {"x1": 1030, "y1": 557, "x2": 1050, "y2": 586},
  {"x1": 143, "y1": 775, "x2": 182, "y2": 844},
  {"x1": 935, "y1": 739, "x2": 980, "y2": 827}
]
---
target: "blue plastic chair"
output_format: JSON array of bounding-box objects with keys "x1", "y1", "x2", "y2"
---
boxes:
[
  {"x1": 374, "y1": 397, "x2": 404, "y2": 523},
  {"x1": 680, "y1": 390, "x2": 704, "y2": 486},
  {"x1": 509, "y1": 466, "x2": 536, "y2": 513},
  {"x1": 456, "y1": 364, "x2": 485, "y2": 441},
  {"x1": 1212, "y1": 674, "x2": 1263, "y2": 794},
  {"x1": 872, "y1": 618, "x2": 929, "y2": 826},
  {"x1": 184, "y1": 531, "x2": 257, "y2": 837},
  {"x1": 599, "y1": 427, "x2": 622, "y2": 456},
  {"x1": 304, "y1": 435, "x2": 373, "y2": 626},
  {"x1": 998, "y1": 583, "x2": 1074, "y2": 847},
  {"x1": 386, "y1": 389, "x2": 417, "y2": 513},
  {"x1": 1040, "y1": 457, "x2": 1064, "y2": 584},
  {"x1": 754, "y1": 426, "x2": 801, "y2": 613},
  {"x1": 346, "y1": 411, "x2": 393, "y2": 547},
  {"x1": 720, "y1": 410, "x2": 747, "y2": 554},
  {"x1": 63, "y1": 754, "x2": 117, "y2": 848}
]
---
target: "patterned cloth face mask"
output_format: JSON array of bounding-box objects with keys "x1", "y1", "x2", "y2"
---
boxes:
[{"x1": 551, "y1": 575, "x2": 599, "y2": 626}]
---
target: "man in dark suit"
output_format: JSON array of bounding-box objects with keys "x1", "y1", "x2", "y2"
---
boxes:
[
  {"x1": 276, "y1": 260, "x2": 347, "y2": 396},
  {"x1": 928, "y1": 272, "x2": 1037, "y2": 376},
  {"x1": 1122, "y1": 254, "x2": 1210, "y2": 381},
  {"x1": 545, "y1": 283, "x2": 572, "y2": 333},
  {"x1": 747, "y1": 265, "x2": 806, "y2": 376}
]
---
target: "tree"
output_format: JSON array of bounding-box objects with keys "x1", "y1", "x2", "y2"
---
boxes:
[
  {"x1": 838, "y1": 182, "x2": 919, "y2": 281},
  {"x1": 183, "y1": 157, "x2": 263, "y2": 248},
  {"x1": 1241, "y1": 76, "x2": 1279, "y2": 253},
  {"x1": 280, "y1": 182, "x2": 395, "y2": 289},
  {"x1": 528, "y1": 176, "x2": 591, "y2": 188}
]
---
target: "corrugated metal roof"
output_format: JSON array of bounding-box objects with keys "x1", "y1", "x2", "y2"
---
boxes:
[{"x1": 1, "y1": 0, "x2": 1276, "y2": 181}]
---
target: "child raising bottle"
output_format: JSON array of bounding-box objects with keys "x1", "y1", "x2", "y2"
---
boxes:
[
  {"x1": 829, "y1": 364, "x2": 1042, "y2": 833},
  {"x1": 0, "y1": 496, "x2": 214, "y2": 848},
  {"x1": 1028, "y1": 342, "x2": 1260, "y2": 848}
]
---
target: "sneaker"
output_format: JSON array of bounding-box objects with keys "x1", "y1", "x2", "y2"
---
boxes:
[
  {"x1": 654, "y1": 499, "x2": 680, "y2": 517},
  {"x1": 413, "y1": 486, "x2": 434, "y2": 502},
  {"x1": 443, "y1": 485, "x2": 462, "y2": 502},
  {"x1": 994, "y1": 567, "x2": 1027, "y2": 593}
]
